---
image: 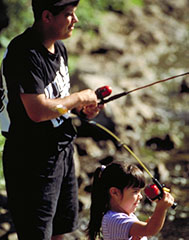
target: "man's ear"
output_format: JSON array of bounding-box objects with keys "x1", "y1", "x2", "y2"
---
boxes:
[
  {"x1": 109, "y1": 187, "x2": 121, "y2": 199},
  {"x1": 42, "y1": 10, "x2": 53, "y2": 23}
]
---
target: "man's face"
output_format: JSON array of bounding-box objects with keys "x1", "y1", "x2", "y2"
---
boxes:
[{"x1": 50, "y1": 5, "x2": 79, "y2": 40}]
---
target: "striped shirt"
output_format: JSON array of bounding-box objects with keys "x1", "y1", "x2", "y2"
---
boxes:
[{"x1": 102, "y1": 210, "x2": 148, "y2": 240}]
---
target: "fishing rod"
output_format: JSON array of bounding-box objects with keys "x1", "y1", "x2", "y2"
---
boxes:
[
  {"x1": 56, "y1": 106, "x2": 177, "y2": 208},
  {"x1": 96, "y1": 72, "x2": 189, "y2": 104},
  {"x1": 55, "y1": 71, "x2": 185, "y2": 207},
  {"x1": 87, "y1": 119, "x2": 177, "y2": 209}
]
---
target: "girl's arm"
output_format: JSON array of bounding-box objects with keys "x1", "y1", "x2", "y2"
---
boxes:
[{"x1": 129, "y1": 191, "x2": 174, "y2": 237}]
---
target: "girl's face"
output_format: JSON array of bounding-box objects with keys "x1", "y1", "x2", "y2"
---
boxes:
[{"x1": 117, "y1": 187, "x2": 143, "y2": 215}]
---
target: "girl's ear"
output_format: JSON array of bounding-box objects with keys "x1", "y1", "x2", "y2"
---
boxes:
[
  {"x1": 109, "y1": 187, "x2": 121, "y2": 199},
  {"x1": 42, "y1": 10, "x2": 53, "y2": 23}
]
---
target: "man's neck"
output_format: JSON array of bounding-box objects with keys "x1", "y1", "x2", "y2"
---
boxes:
[
  {"x1": 46, "y1": 43, "x2": 55, "y2": 54},
  {"x1": 32, "y1": 22, "x2": 55, "y2": 54}
]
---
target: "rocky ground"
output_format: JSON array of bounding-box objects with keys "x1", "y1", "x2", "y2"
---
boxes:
[{"x1": 0, "y1": 0, "x2": 189, "y2": 239}]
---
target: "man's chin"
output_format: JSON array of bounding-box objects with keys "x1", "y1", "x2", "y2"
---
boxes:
[{"x1": 62, "y1": 32, "x2": 73, "y2": 40}]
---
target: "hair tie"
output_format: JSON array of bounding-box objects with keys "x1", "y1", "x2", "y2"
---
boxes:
[
  {"x1": 101, "y1": 165, "x2": 106, "y2": 172},
  {"x1": 99, "y1": 165, "x2": 106, "y2": 178}
]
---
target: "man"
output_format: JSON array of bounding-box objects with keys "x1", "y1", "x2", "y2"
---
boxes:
[{"x1": 0, "y1": 0, "x2": 103, "y2": 239}]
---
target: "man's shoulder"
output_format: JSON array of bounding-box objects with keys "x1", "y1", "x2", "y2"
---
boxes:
[
  {"x1": 5, "y1": 28, "x2": 43, "y2": 62},
  {"x1": 8, "y1": 28, "x2": 33, "y2": 50},
  {"x1": 55, "y1": 40, "x2": 67, "y2": 54},
  {"x1": 56, "y1": 40, "x2": 65, "y2": 48},
  {"x1": 55, "y1": 40, "x2": 68, "y2": 63}
]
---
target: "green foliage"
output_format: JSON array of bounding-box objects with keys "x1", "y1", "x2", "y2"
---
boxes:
[
  {"x1": 92, "y1": 0, "x2": 143, "y2": 12},
  {"x1": 0, "y1": 0, "x2": 33, "y2": 60},
  {"x1": 76, "y1": 0, "x2": 102, "y2": 30},
  {"x1": 130, "y1": 0, "x2": 144, "y2": 7},
  {"x1": 1, "y1": 0, "x2": 33, "y2": 41},
  {"x1": 77, "y1": 0, "x2": 144, "y2": 30},
  {"x1": 67, "y1": 54, "x2": 80, "y2": 74}
]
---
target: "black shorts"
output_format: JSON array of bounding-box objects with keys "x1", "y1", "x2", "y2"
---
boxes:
[{"x1": 3, "y1": 139, "x2": 79, "y2": 240}]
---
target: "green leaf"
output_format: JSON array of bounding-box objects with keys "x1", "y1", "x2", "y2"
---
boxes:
[{"x1": 130, "y1": 0, "x2": 144, "y2": 7}]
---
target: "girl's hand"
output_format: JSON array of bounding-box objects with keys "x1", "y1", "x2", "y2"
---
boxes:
[{"x1": 157, "y1": 191, "x2": 174, "y2": 209}]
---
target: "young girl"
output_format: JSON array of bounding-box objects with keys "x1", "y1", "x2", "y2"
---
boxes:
[{"x1": 87, "y1": 161, "x2": 174, "y2": 240}]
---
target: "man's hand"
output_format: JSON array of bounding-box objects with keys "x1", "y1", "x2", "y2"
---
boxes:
[{"x1": 81, "y1": 103, "x2": 104, "y2": 119}]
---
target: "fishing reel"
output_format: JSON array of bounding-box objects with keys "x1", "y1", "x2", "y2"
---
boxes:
[
  {"x1": 145, "y1": 183, "x2": 162, "y2": 201},
  {"x1": 144, "y1": 179, "x2": 177, "y2": 209},
  {"x1": 95, "y1": 85, "x2": 112, "y2": 100}
]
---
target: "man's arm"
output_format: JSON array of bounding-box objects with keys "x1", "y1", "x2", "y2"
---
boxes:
[{"x1": 20, "y1": 89, "x2": 100, "y2": 122}]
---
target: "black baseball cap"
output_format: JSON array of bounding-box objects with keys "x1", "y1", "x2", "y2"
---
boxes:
[
  {"x1": 32, "y1": 0, "x2": 80, "y2": 19},
  {"x1": 32, "y1": 0, "x2": 80, "y2": 11},
  {"x1": 52, "y1": 0, "x2": 80, "y2": 7}
]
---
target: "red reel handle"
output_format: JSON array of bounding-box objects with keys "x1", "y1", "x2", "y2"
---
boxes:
[
  {"x1": 144, "y1": 184, "x2": 161, "y2": 201},
  {"x1": 95, "y1": 86, "x2": 112, "y2": 100}
]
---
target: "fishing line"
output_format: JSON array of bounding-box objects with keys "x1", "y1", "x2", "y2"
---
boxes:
[
  {"x1": 88, "y1": 120, "x2": 154, "y2": 178},
  {"x1": 86, "y1": 119, "x2": 177, "y2": 208}
]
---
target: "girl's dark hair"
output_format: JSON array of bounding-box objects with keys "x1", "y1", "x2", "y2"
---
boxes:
[{"x1": 87, "y1": 161, "x2": 146, "y2": 240}]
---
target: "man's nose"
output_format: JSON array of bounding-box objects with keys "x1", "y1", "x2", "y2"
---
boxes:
[{"x1": 73, "y1": 13, "x2": 78, "y2": 23}]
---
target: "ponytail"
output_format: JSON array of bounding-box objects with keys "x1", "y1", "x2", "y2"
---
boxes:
[{"x1": 87, "y1": 165, "x2": 107, "y2": 240}]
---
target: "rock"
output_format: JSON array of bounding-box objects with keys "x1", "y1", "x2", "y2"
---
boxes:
[
  {"x1": 180, "y1": 78, "x2": 189, "y2": 93},
  {"x1": 146, "y1": 134, "x2": 175, "y2": 151}
]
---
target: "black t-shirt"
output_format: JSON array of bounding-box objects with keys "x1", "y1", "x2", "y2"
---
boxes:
[{"x1": 0, "y1": 28, "x2": 76, "y2": 142}]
